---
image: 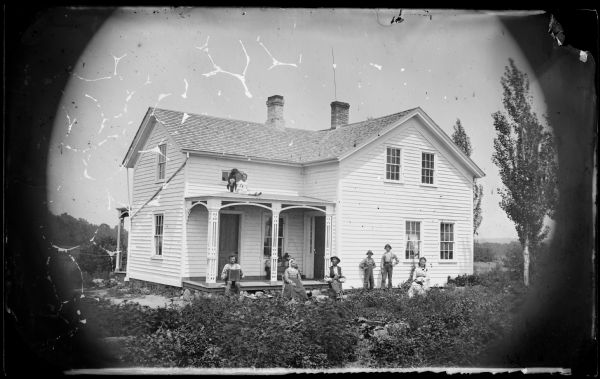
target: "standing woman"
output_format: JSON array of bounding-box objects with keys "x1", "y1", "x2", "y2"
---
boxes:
[
  {"x1": 282, "y1": 259, "x2": 308, "y2": 301},
  {"x1": 407, "y1": 257, "x2": 430, "y2": 298},
  {"x1": 325, "y1": 256, "x2": 345, "y2": 300}
]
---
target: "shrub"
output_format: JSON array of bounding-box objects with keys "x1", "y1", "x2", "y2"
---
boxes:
[
  {"x1": 81, "y1": 281, "x2": 526, "y2": 368},
  {"x1": 366, "y1": 285, "x2": 521, "y2": 366}
]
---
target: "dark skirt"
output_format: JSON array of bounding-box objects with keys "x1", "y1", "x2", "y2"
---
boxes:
[{"x1": 282, "y1": 276, "x2": 308, "y2": 300}]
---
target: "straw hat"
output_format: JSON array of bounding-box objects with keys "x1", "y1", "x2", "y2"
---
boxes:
[
  {"x1": 366, "y1": 250, "x2": 374, "y2": 256},
  {"x1": 330, "y1": 256, "x2": 341, "y2": 263}
]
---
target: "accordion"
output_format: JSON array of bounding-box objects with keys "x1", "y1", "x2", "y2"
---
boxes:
[{"x1": 227, "y1": 269, "x2": 241, "y2": 282}]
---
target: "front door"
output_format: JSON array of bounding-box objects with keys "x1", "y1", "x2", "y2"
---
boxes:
[
  {"x1": 313, "y1": 216, "x2": 325, "y2": 279},
  {"x1": 218, "y1": 213, "x2": 240, "y2": 281}
]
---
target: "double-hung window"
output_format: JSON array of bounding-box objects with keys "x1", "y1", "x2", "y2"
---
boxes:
[
  {"x1": 263, "y1": 215, "x2": 285, "y2": 260},
  {"x1": 405, "y1": 221, "x2": 421, "y2": 259},
  {"x1": 440, "y1": 223, "x2": 454, "y2": 259},
  {"x1": 421, "y1": 152, "x2": 435, "y2": 184},
  {"x1": 154, "y1": 214, "x2": 164, "y2": 256},
  {"x1": 157, "y1": 144, "x2": 167, "y2": 180},
  {"x1": 386, "y1": 147, "x2": 402, "y2": 181}
]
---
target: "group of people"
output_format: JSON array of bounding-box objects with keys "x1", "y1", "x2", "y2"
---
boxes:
[
  {"x1": 221, "y1": 254, "x2": 346, "y2": 300},
  {"x1": 226, "y1": 168, "x2": 261, "y2": 196},
  {"x1": 220, "y1": 243, "x2": 430, "y2": 299},
  {"x1": 359, "y1": 243, "x2": 430, "y2": 297}
]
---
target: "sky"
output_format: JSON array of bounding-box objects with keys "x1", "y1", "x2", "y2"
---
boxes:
[{"x1": 46, "y1": 8, "x2": 552, "y2": 241}]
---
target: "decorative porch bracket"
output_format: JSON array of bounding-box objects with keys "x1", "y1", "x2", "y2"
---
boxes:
[
  {"x1": 324, "y1": 206, "x2": 334, "y2": 279},
  {"x1": 270, "y1": 202, "x2": 281, "y2": 283},
  {"x1": 205, "y1": 199, "x2": 221, "y2": 284}
]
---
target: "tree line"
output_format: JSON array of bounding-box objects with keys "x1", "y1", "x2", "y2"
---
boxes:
[{"x1": 48, "y1": 212, "x2": 128, "y2": 275}]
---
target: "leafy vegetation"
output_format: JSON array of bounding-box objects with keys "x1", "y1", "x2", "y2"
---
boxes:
[
  {"x1": 491, "y1": 59, "x2": 558, "y2": 285},
  {"x1": 81, "y1": 269, "x2": 526, "y2": 368},
  {"x1": 47, "y1": 212, "x2": 128, "y2": 279},
  {"x1": 451, "y1": 118, "x2": 484, "y2": 236}
]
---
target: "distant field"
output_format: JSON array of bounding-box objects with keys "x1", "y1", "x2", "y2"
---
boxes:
[{"x1": 474, "y1": 261, "x2": 505, "y2": 274}]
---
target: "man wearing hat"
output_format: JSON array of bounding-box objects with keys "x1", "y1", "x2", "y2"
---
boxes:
[
  {"x1": 359, "y1": 250, "x2": 377, "y2": 290},
  {"x1": 380, "y1": 244, "x2": 399, "y2": 289},
  {"x1": 221, "y1": 255, "x2": 244, "y2": 295}
]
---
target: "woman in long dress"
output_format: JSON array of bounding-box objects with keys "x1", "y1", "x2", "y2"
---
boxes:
[
  {"x1": 408, "y1": 257, "x2": 430, "y2": 298},
  {"x1": 325, "y1": 256, "x2": 345, "y2": 300},
  {"x1": 282, "y1": 259, "x2": 308, "y2": 301}
]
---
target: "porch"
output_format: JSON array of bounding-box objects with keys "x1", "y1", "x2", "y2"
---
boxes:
[{"x1": 184, "y1": 192, "x2": 335, "y2": 286}]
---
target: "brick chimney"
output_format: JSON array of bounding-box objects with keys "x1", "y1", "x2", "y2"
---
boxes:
[
  {"x1": 266, "y1": 95, "x2": 285, "y2": 129},
  {"x1": 330, "y1": 101, "x2": 350, "y2": 129}
]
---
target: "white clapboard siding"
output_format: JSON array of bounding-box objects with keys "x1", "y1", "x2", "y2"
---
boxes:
[
  {"x1": 186, "y1": 156, "x2": 302, "y2": 197},
  {"x1": 338, "y1": 117, "x2": 474, "y2": 288},
  {"x1": 127, "y1": 118, "x2": 186, "y2": 286},
  {"x1": 302, "y1": 162, "x2": 339, "y2": 201}
]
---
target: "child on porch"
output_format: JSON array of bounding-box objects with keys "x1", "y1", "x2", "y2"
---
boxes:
[
  {"x1": 235, "y1": 172, "x2": 262, "y2": 196},
  {"x1": 221, "y1": 255, "x2": 244, "y2": 296}
]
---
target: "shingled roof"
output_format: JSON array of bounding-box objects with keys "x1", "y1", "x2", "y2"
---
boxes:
[
  {"x1": 147, "y1": 107, "x2": 415, "y2": 164},
  {"x1": 123, "y1": 105, "x2": 485, "y2": 178}
]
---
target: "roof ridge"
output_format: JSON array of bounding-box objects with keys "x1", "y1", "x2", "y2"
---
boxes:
[
  {"x1": 152, "y1": 107, "x2": 264, "y2": 127},
  {"x1": 152, "y1": 106, "x2": 417, "y2": 133}
]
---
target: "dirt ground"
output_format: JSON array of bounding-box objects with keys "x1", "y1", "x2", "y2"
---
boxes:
[{"x1": 85, "y1": 289, "x2": 186, "y2": 308}]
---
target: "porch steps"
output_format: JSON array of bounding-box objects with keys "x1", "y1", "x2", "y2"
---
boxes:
[{"x1": 182, "y1": 280, "x2": 329, "y2": 293}]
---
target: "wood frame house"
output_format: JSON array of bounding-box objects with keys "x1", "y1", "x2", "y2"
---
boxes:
[{"x1": 122, "y1": 95, "x2": 485, "y2": 290}]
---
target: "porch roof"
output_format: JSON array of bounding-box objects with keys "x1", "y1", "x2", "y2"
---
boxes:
[{"x1": 186, "y1": 192, "x2": 335, "y2": 207}]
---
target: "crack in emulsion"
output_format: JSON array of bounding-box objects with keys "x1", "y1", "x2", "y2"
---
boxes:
[
  {"x1": 73, "y1": 53, "x2": 127, "y2": 82},
  {"x1": 258, "y1": 41, "x2": 300, "y2": 70},
  {"x1": 199, "y1": 37, "x2": 253, "y2": 98},
  {"x1": 181, "y1": 79, "x2": 189, "y2": 99}
]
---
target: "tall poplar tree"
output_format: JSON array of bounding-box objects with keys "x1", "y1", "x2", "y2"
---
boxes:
[
  {"x1": 491, "y1": 59, "x2": 558, "y2": 286},
  {"x1": 451, "y1": 119, "x2": 484, "y2": 236}
]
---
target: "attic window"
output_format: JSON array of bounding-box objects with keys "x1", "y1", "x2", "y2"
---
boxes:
[
  {"x1": 385, "y1": 147, "x2": 402, "y2": 181},
  {"x1": 157, "y1": 144, "x2": 167, "y2": 180},
  {"x1": 421, "y1": 152, "x2": 435, "y2": 184}
]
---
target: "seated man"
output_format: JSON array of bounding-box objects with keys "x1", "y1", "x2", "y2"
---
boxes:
[{"x1": 221, "y1": 255, "x2": 244, "y2": 295}]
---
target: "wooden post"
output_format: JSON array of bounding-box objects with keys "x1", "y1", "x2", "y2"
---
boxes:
[
  {"x1": 270, "y1": 202, "x2": 281, "y2": 283},
  {"x1": 206, "y1": 199, "x2": 221, "y2": 284},
  {"x1": 115, "y1": 216, "x2": 122, "y2": 271},
  {"x1": 324, "y1": 206, "x2": 333, "y2": 279}
]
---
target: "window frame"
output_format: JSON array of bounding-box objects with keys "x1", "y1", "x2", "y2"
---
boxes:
[
  {"x1": 156, "y1": 143, "x2": 167, "y2": 182},
  {"x1": 152, "y1": 213, "x2": 165, "y2": 257},
  {"x1": 420, "y1": 150, "x2": 436, "y2": 186},
  {"x1": 404, "y1": 220, "x2": 422, "y2": 261},
  {"x1": 262, "y1": 212, "x2": 288, "y2": 261},
  {"x1": 383, "y1": 145, "x2": 404, "y2": 183},
  {"x1": 439, "y1": 222, "x2": 455, "y2": 260}
]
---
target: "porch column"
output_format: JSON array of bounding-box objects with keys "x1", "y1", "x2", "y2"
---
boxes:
[
  {"x1": 205, "y1": 199, "x2": 221, "y2": 284},
  {"x1": 324, "y1": 205, "x2": 334, "y2": 279},
  {"x1": 270, "y1": 202, "x2": 281, "y2": 283},
  {"x1": 115, "y1": 216, "x2": 122, "y2": 271}
]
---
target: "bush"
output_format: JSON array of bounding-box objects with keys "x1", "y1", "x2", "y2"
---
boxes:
[
  {"x1": 82, "y1": 280, "x2": 526, "y2": 368},
  {"x1": 366, "y1": 286, "x2": 520, "y2": 366}
]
